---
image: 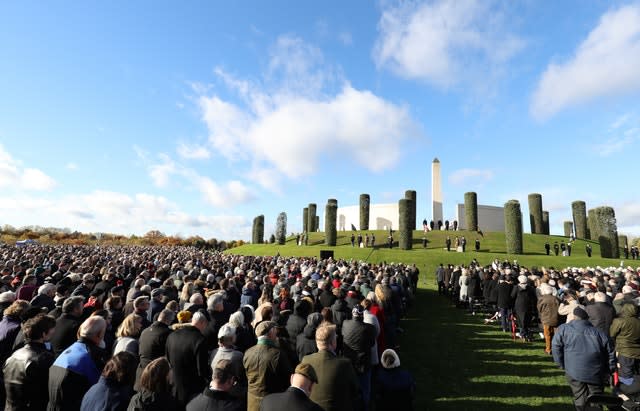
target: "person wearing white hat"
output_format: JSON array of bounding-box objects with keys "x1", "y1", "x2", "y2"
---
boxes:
[{"x1": 376, "y1": 349, "x2": 416, "y2": 410}]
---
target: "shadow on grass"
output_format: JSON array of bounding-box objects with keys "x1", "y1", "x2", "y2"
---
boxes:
[{"x1": 399, "y1": 287, "x2": 574, "y2": 410}]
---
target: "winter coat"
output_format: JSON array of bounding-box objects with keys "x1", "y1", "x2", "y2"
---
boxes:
[
  {"x1": 553, "y1": 319, "x2": 615, "y2": 385},
  {"x1": 300, "y1": 350, "x2": 359, "y2": 411},
  {"x1": 0, "y1": 315, "x2": 22, "y2": 365},
  {"x1": 3, "y1": 341, "x2": 54, "y2": 411},
  {"x1": 165, "y1": 325, "x2": 210, "y2": 407},
  {"x1": 537, "y1": 295, "x2": 560, "y2": 326},
  {"x1": 185, "y1": 387, "x2": 243, "y2": 411},
  {"x1": 511, "y1": 284, "x2": 536, "y2": 317},
  {"x1": 243, "y1": 339, "x2": 292, "y2": 411},
  {"x1": 318, "y1": 290, "x2": 336, "y2": 309},
  {"x1": 496, "y1": 282, "x2": 513, "y2": 309},
  {"x1": 135, "y1": 321, "x2": 172, "y2": 390},
  {"x1": 50, "y1": 314, "x2": 82, "y2": 357},
  {"x1": 586, "y1": 302, "x2": 616, "y2": 336},
  {"x1": 296, "y1": 325, "x2": 318, "y2": 361},
  {"x1": 126, "y1": 390, "x2": 178, "y2": 411},
  {"x1": 48, "y1": 339, "x2": 104, "y2": 411},
  {"x1": 375, "y1": 366, "x2": 416, "y2": 411},
  {"x1": 610, "y1": 303, "x2": 640, "y2": 359},
  {"x1": 341, "y1": 319, "x2": 375, "y2": 374},
  {"x1": 330, "y1": 300, "x2": 350, "y2": 335},
  {"x1": 80, "y1": 376, "x2": 133, "y2": 411},
  {"x1": 286, "y1": 312, "x2": 308, "y2": 347},
  {"x1": 458, "y1": 275, "x2": 469, "y2": 300},
  {"x1": 260, "y1": 386, "x2": 324, "y2": 411}
]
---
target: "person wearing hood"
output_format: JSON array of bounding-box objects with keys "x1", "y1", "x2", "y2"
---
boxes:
[
  {"x1": 511, "y1": 275, "x2": 536, "y2": 340},
  {"x1": 287, "y1": 299, "x2": 312, "y2": 347},
  {"x1": 375, "y1": 349, "x2": 415, "y2": 411},
  {"x1": 297, "y1": 312, "x2": 323, "y2": 361},
  {"x1": 610, "y1": 303, "x2": 640, "y2": 385},
  {"x1": 537, "y1": 284, "x2": 560, "y2": 354},
  {"x1": 585, "y1": 291, "x2": 616, "y2": 337},
  {"x1": 553, "y1": 307, "x2": 615, "y2": 410}
]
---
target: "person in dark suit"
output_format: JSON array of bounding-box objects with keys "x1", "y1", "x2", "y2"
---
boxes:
[
  {"x1": 165, "y1": 311, "x2": 210, "y2": 409},
  {"x1": 186, "y1": 359, "x2": 243, "y2": 411},
  {"x1": 260, "y1": 363, "x2": 323, "y2": 411},
  {"x1": 135, "y1": 309, "x2": 174, "y2": 390},
  {"x1": 50, "y1": 296, "x2": 84, "y2": 357},
  {"x1": 300, "y1": 324, "x2": 359, "y2": 411}
]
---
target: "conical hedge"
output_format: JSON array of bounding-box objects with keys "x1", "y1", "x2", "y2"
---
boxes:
[
  {"x1": 564, "y1": 221, "x2": 573, "y2": 238},
  {"x1": 308, "y1": 203, "x2": 317, "y2": 233},
  {"x1": 360, "y1": 194, "x2": 370, "y2": 230},
  {"x1": 399, "y1": 198, "x2": 413, "y2": 250},
  {"x1": 252, "y1": 215, "x2": 264, "y2": 244},
  {"x1": 591, "y1": 206, "x2": 619, "y2": 258},
  {"x1": 405, "y1": 190, "x2": 416, "y2": 231},
  {"x1": 543, "y1": 211, "x2": 550, "y2": 235},
  {"x1": 528, "y1": 193, "x2": 543, "y2": 234},
  {"x1": 504, "y1": 200, "x2": 523, "y2": 254},
  {"x1": 276, "y1": 212, "x2": 287, "y2": 245},
  {"x1": 464, "y1": 192, "x2": 478, "y2": 231},
  {"x1": 572, "y1": 201, "x2": 588, "y2": 239},
  {"x1": 303, "y1": 207, "x2": 308, "y2": 234},
  {"x1": 325, "y1": 200, "x2": 337, "y2": 246}
]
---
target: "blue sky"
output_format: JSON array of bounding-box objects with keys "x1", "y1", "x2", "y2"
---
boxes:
[{"x1": 1, "y1": 0, "x2": 639, "y2": 240}]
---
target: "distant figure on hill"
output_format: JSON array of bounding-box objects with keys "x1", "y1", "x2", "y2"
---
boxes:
[
  {"x1": 545, "y1": 242, "x2": 550, "y2": 256},
  {"x1": 388, "y1": 235, "x2": 393, "y2": 249},
  {"x1": 371, "y1": 234, "x2": 375, "y2": 248},
  {"x1": 586, "y1": 244, "x2": 592, "y2": 257},
  {"x1": 350, "y1": 234, "x2": 355, "y2": 247},
  {"x1": 553, "y1": 242, "x2": 560, "y2": 256},
  {"x1": 475, "y1": 239, "x2": 480, "y2": 252},
  {"x1": 445, "y1": 237, "x2": 451, "y2": 252}
]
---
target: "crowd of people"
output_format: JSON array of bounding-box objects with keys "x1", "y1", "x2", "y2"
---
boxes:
[
  {"x1": 0, "y1": 242, "x2": 417, "y2": 411},
  {"x1": 436, "y1": 258, "x2": 640, "y2": 410}
]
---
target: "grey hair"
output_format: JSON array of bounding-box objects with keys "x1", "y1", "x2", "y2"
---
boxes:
[
  {"x1": 192, "y1": 311, "x2": 208, "y2": 325},
  {"x1": 158, "y1": 309, "x2": 176, "y2": 324},
  {"x1": 79, "y1": 316, "x2": 106, "y2": 339},
  {"x1": 228, "y1": 311, "x2": 244, "y2": 328}
]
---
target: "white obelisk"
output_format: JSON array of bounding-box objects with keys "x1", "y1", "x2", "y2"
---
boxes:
[{"x1": 432, "y1": 158, "x2": 443, "y2": 224}]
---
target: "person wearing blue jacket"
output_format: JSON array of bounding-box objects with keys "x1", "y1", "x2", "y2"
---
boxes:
[
  {"x1": 552, "y1": 306, "x2": 615, "y2": 410},
  {"x1": 48, "y1": 316, "x2": 107, "y2": 411}
]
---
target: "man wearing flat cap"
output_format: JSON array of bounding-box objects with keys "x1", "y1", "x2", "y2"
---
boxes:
[
  {"x1": 552, "y1": 306, "x2": 615, "y2": 410},
  {"x1": 243, "y1": 320, "x2": 293, "y2": 411},
  {"x1": 260, "y1": 363, "x2": 323, "y2": 411}
]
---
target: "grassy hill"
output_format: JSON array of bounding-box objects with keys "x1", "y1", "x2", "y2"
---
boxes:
[{"x1": 228, "y1": 230, "x2": 628, "y2": 410}]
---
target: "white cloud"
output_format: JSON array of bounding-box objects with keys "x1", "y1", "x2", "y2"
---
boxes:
[
  {"x1": 531, "y1": 4, "x2": 640, "y2": 120},
  {"x1": 148, "y1": 154, "x2": 177, "y2": 188},
  {"x1": 177, "y1": 142, "x2": 211, "y2": 160},
  {"x1": 198, "y1": 36, "x2": 418, "y2": 190},
  {"x1": 66, "y1": 162, "x2": 78, "y2": 171},
  {"x1": 449, "y1": 168, "x2": 494, "y2": 185},
  {"x1": 592, "y1": 114, "x2": 640, "y2": 157},
  {"x1": 192, "y1": 175, "x2": 255, "y2": 208},
  {"x1": 373, "y1": 0, "x2": 524, "y2": 88},
  {"x1": 0, "y1": 144, "x2": 57, "y2": 191}
]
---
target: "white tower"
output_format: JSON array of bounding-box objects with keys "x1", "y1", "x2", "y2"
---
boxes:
[{"x1": 432, "y1": 158, "x2": 443, "y2": 224}]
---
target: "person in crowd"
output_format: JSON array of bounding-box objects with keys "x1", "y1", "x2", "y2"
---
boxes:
[
  {"x1": 3, "y1": 313, "x2": 56, "y2": 411},
  {"x1": 0, "y1": 300, "x2": 31, "y2": 366},
  {"x1": 128, "y1": 357, "x2": 178, "y2": 411},
  {"x1": 287, "y1": 299, "x2": 312, "y2": 348},
  {"x1": 113, "y1": 313, "x2": 143, "y2": 356},
  {"x1": 558, "y1": 291, "x2": 584, "y2": 323},
  {"x1": 609, "y1": 303, "x2": 640, "y2": 385},
  {"x1": 186, "y1": 359, "x2": 243, "y2": 411},
  {"x1": 243, "y1": 320, "x2": 292, "y2": 411},
  {"x1": 132, "y1": 296, "x2": 151, "y2": 331},
  {"x1": 72, "y1": 274, "x2": 96, "y2": 301},
  {"x1": 165, "y1": 310, "x2": 210, "y2": 409},
  {"x1": 375, "y1": 349, "x2": 416, "y2": 411},
  {"x1": 552, "y1": 307, "x2": 615, "y2": 410},
  {"x1": 48, "y1": 316, "x2": 107, "y2": 411},
  {"x1": 135, "y1": 309, "x2": 174, "y2": 390},
  {"x1": 300, "y1": 324, "x2": 359, "y2": 411},
  {"x1": 585, "y1": 291, "x2": 616, "y2": 337},
  {"x1": 260, "y1": 363, "x2": 323, "y2": 411},
  {"x1": 536, "y1": 283, "x2": 560, "y2": 355},
  {"x1": 31, "y1": 283, "x2": 56, "y2": 312},
  {"x1": 297, "y1": 312, "x2": 322, "y2": 361},
  {"x1": 210, "y1": 323, "x2": 246, "y2": 402},
  {"x1": 234, "y1": 308, "x2": 257, "y2": 353},
  {"x1": 341, "y1": 306, "x2": 376, "y2": 410},
  {"x1": 80, "y1": 351, "x2": 137, "y2": 411},
  {"x1": 50, "y1": 296, "x2": 84, "y2": 357}
]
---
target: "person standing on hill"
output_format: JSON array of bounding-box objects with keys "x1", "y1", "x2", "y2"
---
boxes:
[
  {"x1": 445, "y1": 237, "x2": 451, "y2": 252},
  {"x1": 586, "y1": 244, "x2": 592, "y2": 257},
  {"x1": 475, "y1": 239, "x2": 480, "y2": 252},
  {"x1": 553, "y1": 242, "x2": 560, "y2": 256},
  {"x1": 552, "y1": 307, "x2": 615, "y2": 410},
  {"x1": 545, "y1": 242, "x2": 550, "y2": 256}
]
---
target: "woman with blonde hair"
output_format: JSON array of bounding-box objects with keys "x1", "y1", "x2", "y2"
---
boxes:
[{"x1": 113, "y1": 313, "x2": 142, "y2": 355}]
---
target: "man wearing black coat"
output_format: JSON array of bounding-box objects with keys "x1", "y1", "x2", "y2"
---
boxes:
[
  {"x1": 135, "y1": 309, "x2": 174, "y2": 390},
  {"x1": 3, "y1": 314, "x2": 56, "y2": 411},
  {"x1": 50, "y1": 296, "x2": 84, "y2": 357},
  {"x1": 496, "y1": 275, "x2": 514, "y2": 332},
  {"x1": 260, "y1": 363, "x2": 323, "y2": 411},
  {"x1": 286, "y1": 299, "x2": 311, "y2": 347},
  {"x1": 166, "y1": 311, "x2": 211, "y2": 409},
  {"x1": 186, "y1": 359, "x2": 243, "y2": 411},
  {"x1": 585, "y1": 292, "x2": 616, "y2": 337},
  {"x1": 341, "y1": 307, "x2": 375, "y2": 410}
]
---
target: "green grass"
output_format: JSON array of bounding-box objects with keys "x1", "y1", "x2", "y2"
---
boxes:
[{"x1": 228, "y1": 230, "x2": 626, "y2": 409}]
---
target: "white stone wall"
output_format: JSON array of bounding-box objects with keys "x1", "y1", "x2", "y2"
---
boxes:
[
  {"x1": 338, "y1": 203, "x2": 399, "y2": 231},
  {"x1": 456, "y1": 204, "x2": 505, "y2": 232}
]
